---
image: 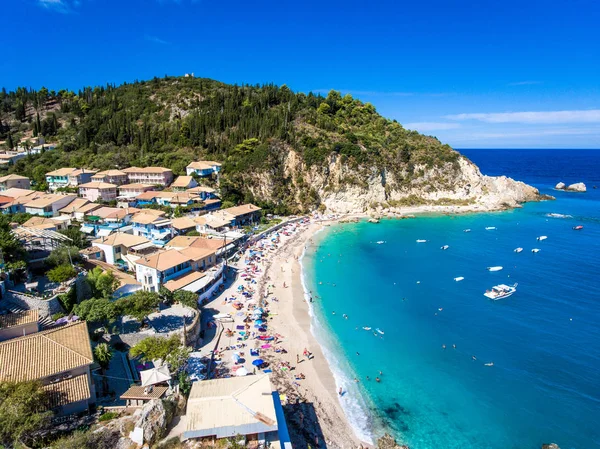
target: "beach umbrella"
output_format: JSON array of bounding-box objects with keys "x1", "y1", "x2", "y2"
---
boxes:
[
  {"x1": 254, "y1": 319, "x2": 265, "y2": 325},
  {"x1": 252, "y1": 359, "x2": 264, "y2": 366},
  {"x1": 236, "y1": 367, "x2": 249, "y2": 376}
]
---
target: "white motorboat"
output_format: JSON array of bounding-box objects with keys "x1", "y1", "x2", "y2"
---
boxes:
[
  {"x1": 376, "y1": 241, "x2": 385, "y2": 244},
  {"x1": 441, "y1": 245, "x2": 449, "y2": 250},
  {"x1": 363, "y1": 327, "x2": 371, "y2": 331},
  {"x1": 416, "y1": 239, "x2": 427, "y2": 243},
  {"x1": 375, "y1": 328, "x2": 385, "y2": 335},
  {"x1": 484, "y1": 283, "x2": 518, "y2": 300},
  {"x1": 514, "y1": 247, "x2": 523, "y2": 253},
  {"x1": 487, "y1": 266, "x2": 503, "y2": 272},
  {"x1": 485, "y1": 226, "x2": 496, "y2": 230},
  {"x1": 532, "y1": 248, "x2": 541, "y2": 253},
  {"x1": 454, "y1": 276, "x2": 465, "y2": 282},
  {"x1": 537, "y1": 236, "x2": 548, "y2": 241},
  {"x1": 463, "y1": 229, "x2": 471, "y2": 233}
]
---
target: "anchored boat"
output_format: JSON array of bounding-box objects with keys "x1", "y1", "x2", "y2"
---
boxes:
[
  {"x1": 514, "y1": 247, "x2": 523, "y2": 253},
  {"x1": 484, "y1": 283, "x2": 518, "y2": 300},
  {"x1": 487, "y1": 266, "x2": 503, "y2": 272}
]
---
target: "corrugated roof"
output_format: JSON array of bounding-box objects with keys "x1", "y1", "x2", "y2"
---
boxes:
[
  {"x1": 185, "y1": 375, "x2": 277, "y2": 439},
  {"x1": 43, "y1": 373, "x2": 91, "y2": 408},
  {"x1": 0, "y1": 310, "x2": 39, "y2": 329},
  {"x1": 120, "y1": 385, "x2": 168, "y2": 400},
  {"x1": 0, "y1": 322, "x2": 93, "y2": 382}
]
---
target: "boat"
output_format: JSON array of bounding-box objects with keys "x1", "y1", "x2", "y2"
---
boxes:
[
  {"x1": 441, "y1": 245, "x2": 449, "y2": 250},
  {"x1": 463, "y1": 229, "x2": 471, "y2": 233},
  {"x1": 484, "y1": 283, "x2": 518, "y2": 300},
  {"x1": 376, "y1": 241, "x2": 385, "y2": 244},
  {"x1": 416, "y1": 239, "x2": 427, "y2": 243},
  {"x1": 537, "y1": 236, "x2": 548, "y2": 241},
  {"x1": 532, "y1": 248, "x2": 541, "y2": 253},
  {"x1": 487, "y1": 266, "x2": 503, "y2": 272},
  {"x1": 485, "y1": 226, "x2": 496, "y2": 230},
  {"x1": 375, "y1": 328, "x2": 385, "y2": 335},
  {"x1": 573, "y1": 225, "x2": 583, "y2": 230},
  {"x1": 514, "y1": 247, "x2": 523, "y2": 253},
  {"x1": 454, "y1": 276, "x2": 464, "y2": 282},
  {"x1": 484, "y1": 362, "x2": 494, "y2": 367}
]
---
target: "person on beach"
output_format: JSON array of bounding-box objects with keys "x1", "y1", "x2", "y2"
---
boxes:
[{"x1": 338, "y1": 387, "x2": 343, "y2": 396}]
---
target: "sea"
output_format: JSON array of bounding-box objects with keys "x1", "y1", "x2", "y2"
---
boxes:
[{"x1": 301, "y1": 149, "x2": 600, "y2": 449}]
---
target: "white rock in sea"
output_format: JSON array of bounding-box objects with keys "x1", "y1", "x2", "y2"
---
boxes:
[
  {"x1": 566, "y1": 182, "x2": 586, "y2": 192},
  {"x1": 555, "y1": 182, "x2": 566, "y2": 190}
]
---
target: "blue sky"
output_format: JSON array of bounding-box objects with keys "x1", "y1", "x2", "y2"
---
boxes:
[{"x1": 2, "y1": 0, "x2": 600, "y2": 148}]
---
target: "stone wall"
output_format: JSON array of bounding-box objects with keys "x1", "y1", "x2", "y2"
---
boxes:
[{"x1": 3, "y1": 290, "x2": 64, "y2": 317}]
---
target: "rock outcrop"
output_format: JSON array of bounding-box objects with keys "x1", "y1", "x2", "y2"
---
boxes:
[
  {"x1": 377, "y1": 433, "x2": 410, "y2": 449},
  {"x1": 555, "y1": 182, "x2": 586, "y2": 192},
  {"x1": 134, "y1": 399, "x2": 169, "y2": 446},
  {"x1": 541, "y1": 444, "x2": 560, "y2": 449}
]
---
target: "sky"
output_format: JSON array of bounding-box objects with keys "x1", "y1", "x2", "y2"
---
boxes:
[{"x1": 2, "y1": 0, "x2": 600, "y2": 148}]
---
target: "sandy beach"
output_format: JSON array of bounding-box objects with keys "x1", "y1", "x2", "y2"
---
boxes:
[{"x1": 197, "y1": 218, "x2": 364, "y2": 448}]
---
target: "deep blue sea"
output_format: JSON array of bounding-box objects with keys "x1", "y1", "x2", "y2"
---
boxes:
[{"x1": 302, "y1": 149, "x2": 600, "y2": 449}]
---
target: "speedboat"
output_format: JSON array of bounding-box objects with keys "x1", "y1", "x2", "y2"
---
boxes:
[
  {"x1": 573, "y1": 225, "x2": 583, "y2": 230},
  {"x1": 416, "y1": 239, "x2": 427, "y2": 243},
  {"x1": 363, "y1": 327, "x2": 371, "y2": 331},
  {"x1": 375, "y1": 328, "x2": 385, "y2": 335},
  {"x1": 487, "y1": 266, "x2": 503, "y2": 272},
  {"x1": 537, "y1": 236, "x2": 548, "y2": 241},
  {"x1": 532, "y1": 248, "x2": 541, "y2": 253},
  {"x1": 514, "y1": 247, "x2": 523, "y2": 253},
  {"x1": 485, "y1": 226, "x2": 496, "y2": 230},
  {"x1": 463, "y1": 229, "x2": 471, "y2": 233},
  {"x1": 454, "y1": 276, "x2": 465, "y2": 282},
  {"x1": 484, "y1": 283, "x2": 518, "y2": 300},
  {"x1": 441, "y1": 245, "x2": 449, "y2": 250},
  {"x1": 376, "y1": 241, "x2": 385, "y2": 244},
  {"x1": 484, "y1": 362, "x2": 494, "y2": 366}
]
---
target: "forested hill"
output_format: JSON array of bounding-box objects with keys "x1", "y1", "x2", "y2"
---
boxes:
[{"x1": 0, "y1": 76, "x2": 537, "y2": 214}]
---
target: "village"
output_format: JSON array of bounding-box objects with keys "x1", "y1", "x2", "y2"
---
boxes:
[{"x1": 0, "y1": 145, "x2": 323, "y2": 448}]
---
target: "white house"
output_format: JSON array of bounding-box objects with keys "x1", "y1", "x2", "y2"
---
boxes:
[
  {"x1": 24, "y1": 194, "x2": 77, "y2": 217},
  {"x1": 78, "y1": 182, "x2": 118, "y2": 202},
  {"x1": 186, "y1": 161, "x2": 222, "y2": 177},
  {"x1": 92, "y1": 233, "x2": 156, "y2": 266}
]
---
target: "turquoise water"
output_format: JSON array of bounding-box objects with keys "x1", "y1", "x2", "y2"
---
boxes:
[{"x1": 303, "y1": 150, "x2": 600, "y2": 448}]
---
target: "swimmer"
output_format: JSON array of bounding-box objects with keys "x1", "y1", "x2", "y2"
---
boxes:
[
  {"x1": 356, "y1": 352, "x2": 360, "y2": 356},
  {"x1": 375, "y1": 377, "x2": 381, "y2": 383},
  {"x1": 452, "y1": 344, "x2": 456, "y2": 349},
  {"x1": 442, "y1": 344, "x2": 446, "y2": 349}
]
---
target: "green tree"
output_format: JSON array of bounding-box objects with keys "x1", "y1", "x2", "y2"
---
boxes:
[
  {"x1": 130, "y1": 334, "x2": 185, "y2": 368},
  {"x1": 173, "y1": 290, "x2": 198, "y2": 309},
  {"x1": 159, "y1": 286, "x2": 174, "y2": 304},
  {"x1": 47, "y1": 264, "x2": 77, "y2": 283},
  {"x1": 59, "y1": 226, "x2": 87, "y2": 249},
  {"x1": 0, "y1": 380, "x2": 52, "y2": 447},
  {"x1": 115, "y1": 290, "x2": 159, "y2": 320},
  {"x1": 74, "y1": 298, "x2": 118, "y2": 325},
  {"x1": 86, "y1": 267, "x2": 119, "y2": 299},
  {"x1": 46, "y1": 245, "x2": 80, "y2": 267},
  {"x1": 94, "y1": 343, "x2": 113, "y2": 397}
]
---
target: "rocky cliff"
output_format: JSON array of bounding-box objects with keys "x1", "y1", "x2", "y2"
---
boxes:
[{"x1": 243, "y1": 147, "x2": 545, "y2": 215}]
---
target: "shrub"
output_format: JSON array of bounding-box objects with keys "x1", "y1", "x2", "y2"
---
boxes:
[
  {"x1": 47, "y1": 264, "x2": 77, "y2": 283},
  {"x1": 98, "y1": 411, "x2": 119, "y2": 422}
]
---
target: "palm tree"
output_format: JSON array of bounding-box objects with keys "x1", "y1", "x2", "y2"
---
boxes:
[{"x1": 94, "y1": 343, "x2": 113, "y2": 397}]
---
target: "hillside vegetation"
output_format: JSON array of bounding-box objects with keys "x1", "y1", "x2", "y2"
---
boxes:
[{"x1": 0, "y1": 77, "x2": 511, "y2": 214}]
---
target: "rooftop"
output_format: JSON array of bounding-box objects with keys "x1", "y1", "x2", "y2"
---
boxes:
[
  {"x1": 122, "y1": 166, "x2": 173, "y2": 174},
  {"x1": 93, "y1": 233, "x2": 151, "y2": 248},
  {"x1": 136, "y1": 249, "x2": 192, "y2": 271},
  {"x1": 170, "y1": 217, "x2": 197, "y2": 230},
  {"x1": 43, "y1": 373, "x2": 91, "y2": 409},
  {"x1": 78, "y1": 181, "x2": 118, "y2": 189},
  {"x1": 0, "y1": 174, "x2": 29, "y2": 182},
  {"x1": 22, "y1": 216, "x2": 55, "y2": 228},
  {"x1": 187, "y1": 161, "x2": 222, "y2": 170},
  {"x1": 223, "y1": 203, "x2": 262, "y2": 218},
  {"x1": 119, "y1": 183, "x2": 154, "y2": 190},
  {"x1": 132, "y1": 212, "x2": 169, "y2": 225},
  {"x1": 163, "y1": 270, "x2": 206, "y2": 292},
  {"x1": 120, "y1": 385, "x2": 168, "y2": 400},
  {"x1": 3, "y1": 188, "x2": 40, "y2": 199},
  {"x1": 0, "y1": 310, "x2": 39, "y2": 329},
  {"x1": 58, "y1": 198, "x2": 90, "y2": 213},
  {"x1": 185, "y1": 374, "x2": 278, "y2": 439},
  {"x1": 46, "y1": 168, "x2": 97, "y2": 177},
  {"x1": 0, "y1": 321, "x2": 93, "y2": 382},
  {"x1": 93, "y1": 169, "x2": 127, "y2": 177},
  {"x1": 25, "y1": 194, "x2": 76, "y2": 209},
  {"x1": 166, "y1": 235, "x2": 231, "y2": 250},
  {"x1": 171, "y1": 176, "x2": 195, "y2": 188}
]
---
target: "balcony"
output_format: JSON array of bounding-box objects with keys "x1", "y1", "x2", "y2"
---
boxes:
[{"x1": 162, "y1": 265, "x2": 192, "y2": 283}]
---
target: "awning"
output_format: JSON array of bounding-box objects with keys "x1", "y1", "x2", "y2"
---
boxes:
[
  {"x1": 97, "y1": 228, "x2": 112, "y2": 237},
  {"x1": 80, "y1": 225, "x2": 94, "y2": 234},
  {"x1": 131, "y1": 242, "x2": 156, "y2": 251},
  {"x1": 86, "y1": 215, "x2": 101, "y2": 222}
]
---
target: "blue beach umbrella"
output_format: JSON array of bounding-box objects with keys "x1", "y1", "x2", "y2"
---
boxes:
[{"x1": 252, "y1": 359, "x2": 264, "y2": 366}]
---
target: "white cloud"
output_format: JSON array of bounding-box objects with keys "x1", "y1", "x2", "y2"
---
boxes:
[
  {"x1": 403, "y1": 122, "x2": 461, "y2": 132},
  {"x1": 38, "y1": 0, "x2": 75, "y2": 13},
  {"x1": 145, "y1": 35, "x2": 169, "y2": 45},
  {"x1": 508, "y1": 81, "x2": 541, "y2": 86},
  {"x1": 452, "y1": 128, "x2": 600, "y2": 141},
  {"x1": 445, "y1": 109, "x2": 600, "y2": 124}
]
